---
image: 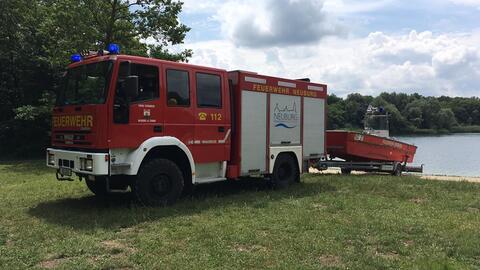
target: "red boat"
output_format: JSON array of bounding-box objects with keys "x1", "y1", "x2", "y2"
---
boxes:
[{"x1": 327, "y1": 130, "x2": 417, "y2": 163}]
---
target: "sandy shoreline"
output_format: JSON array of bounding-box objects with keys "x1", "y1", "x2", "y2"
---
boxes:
[
  {"x1": 420, "y1": 175, "x2": 480, "y2": 183},
  {"x1": 310, "y1": 168, "x2": 480, "y2": 184}
]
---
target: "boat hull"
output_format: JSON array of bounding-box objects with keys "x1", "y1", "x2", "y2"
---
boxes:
[{"x1": 327, "y1": 131, "x2": 417, "y2": 163}]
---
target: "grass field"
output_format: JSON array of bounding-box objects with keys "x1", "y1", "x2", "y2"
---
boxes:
[{"x1": 1, "y1": 160, "x2": 479, "y2": 270}]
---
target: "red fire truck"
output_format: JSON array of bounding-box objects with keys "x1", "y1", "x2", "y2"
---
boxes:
[{"x1": 46, "y1": 45, "x2": 327, "y2": 206}]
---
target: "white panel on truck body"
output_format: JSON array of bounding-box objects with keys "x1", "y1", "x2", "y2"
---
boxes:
[
  {"x1": 270, "y1": 94, "x2": 301, "y2": 145},
  {"x1": 241, "y1": 91, "x2": 267, "y2": 174},
  {"x1": 303, "y1": 98, "x2": 325, "y2": 158}
]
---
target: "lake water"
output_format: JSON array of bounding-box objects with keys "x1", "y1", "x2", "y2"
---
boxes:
[{"x1": 397, "y1": 133, "x2": 480, "y2": 177}]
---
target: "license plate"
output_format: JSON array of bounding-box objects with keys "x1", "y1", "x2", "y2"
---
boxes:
[{"x1": 59, "y1": 167, "x2": 72, "y2": 176}]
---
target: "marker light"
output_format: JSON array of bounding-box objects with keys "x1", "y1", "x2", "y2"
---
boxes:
[
  {"x1": 70, "y1": 54, "x2": 82, "y2": 62},
  {"x1": 107, "y1": 43, "x2": 120, "y2": 54}
]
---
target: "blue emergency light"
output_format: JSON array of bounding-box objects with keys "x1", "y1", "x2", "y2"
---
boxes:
[
  {"x1": 70, "y1": 44, "x2": 120, "y2": 62},
  {"x1": 70, "y1": 53, "x2": 82, "y2": 62},
  {"x1": 107, "y1": 43, "x2": 120, "y2": 54}
]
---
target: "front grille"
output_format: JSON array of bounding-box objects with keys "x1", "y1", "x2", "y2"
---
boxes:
[
  {"x1": 59, "y1": 159, "x2": 74, "y2": 168},
  {"x1": 53, "y1": 130, "x2": 92, "y2": 146},
  {"x1": 55, "y1": 130, "x2": 91, "y2": 134}
]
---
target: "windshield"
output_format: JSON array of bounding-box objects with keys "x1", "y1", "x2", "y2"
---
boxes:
[
  {"x1": 57, "y1": 61, "x2": 114, "y2": 106},
  {"x1": 365, "y1": 114, "x2": 389, "y2": 131}
]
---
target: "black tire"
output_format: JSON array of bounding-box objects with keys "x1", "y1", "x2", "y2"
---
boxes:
[
  {"x1": 341, "y1": 168, "x2": 352, "y2": 175},
  {"x1": 85, "y1": 176, "x2": 109, "y2": 197},
  {"x1": 134, "y1": 158, "x2": 184, "y2": 206},
  {"x1": 392, "y1": 163, "x2": 403, "y2": 176},
  {"x1": 271, "y1": 154, "x2": 299, "y2": 189}
]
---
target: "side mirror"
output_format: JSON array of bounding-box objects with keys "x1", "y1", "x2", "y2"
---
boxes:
[{"x1": 120, "y1": 75, "x2": 139, "y2": 99}]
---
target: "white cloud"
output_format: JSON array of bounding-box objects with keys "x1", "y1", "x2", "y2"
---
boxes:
[
  {"x1": 323, "y1": 0, "x2": 396, "y2": 14},
  {"x1": 177, "y1": 0, "x2": 480, "y2": 97},
  {"x1": 182, "y1": 0, "x2": 396, "y2": 14},
  {"x1": 183, "y1": 30, "x2": 480, "y2": 97},
  {"x1": 213, "y1": 0, "x2": 345, "y2": 47},
  {"x1": 449, "y1": 0, "x2": 480, "y2": 8}
]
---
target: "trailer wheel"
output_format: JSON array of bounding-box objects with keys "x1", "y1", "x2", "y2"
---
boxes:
[
  {"x1": 341, "y1": 168, "x2": 352, "y2": 175},
  {"x1": 85, "y1": 177, "x2": 108, "y2": 197},
  {"x1": 271, "y1": 154, "x2": 299, "y2": 189},
  {"x1": 135, "y1": 158, "x2": 184, "y2": 206},
  {"x1": 392, "y1": 163, "x2": 403, "y2": 177}
]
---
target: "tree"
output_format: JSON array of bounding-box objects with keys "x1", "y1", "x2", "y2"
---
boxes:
[
  {"x1": 327, "y1": 103, "x2": 346, "y2": 130},
  {"x1": 327, "y1": 94, "x2": 343, "y2": 105},
  {"x1": 403, "y1": 98, "x2": 441, "y2": 129},
  {"x1": 404, "y1": 106, "x2": 423, "y2": 128},
  {"x1": 436, "y1": 108, "x2": 458, "y2": 130},
  {"x1": 0, "y1": 0, "x2": 192, "y2": 157},
  {"x1": 83, "y1": 0, "x2": 192, "y2": 60},
  {"x1": 372, "y1": 97, "x2": 413, "y2": 134},
  {"x1": 344, "y1": 93, "x2": 373, "y2": 128}
]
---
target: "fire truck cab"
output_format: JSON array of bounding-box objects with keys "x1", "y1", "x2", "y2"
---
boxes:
[{"x1": 47, "y1": 46, "x2": 327, "y2": 206}]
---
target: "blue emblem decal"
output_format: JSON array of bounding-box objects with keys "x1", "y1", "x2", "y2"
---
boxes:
[
  {"x1": 273, "y1": 101, "x2": 299, "y2": 129},
  {"x1": 275, "y1": 123, "x2": 296, "y2": 129}
]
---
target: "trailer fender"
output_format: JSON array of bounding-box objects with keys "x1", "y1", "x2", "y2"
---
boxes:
[{"x1": 110, "y1": 137, "x2": 195, "y2": 182}]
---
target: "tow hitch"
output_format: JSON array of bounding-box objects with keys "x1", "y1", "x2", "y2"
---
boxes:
[{"x1": 56, "y1": 168, "x2": 74, "y2": 181}]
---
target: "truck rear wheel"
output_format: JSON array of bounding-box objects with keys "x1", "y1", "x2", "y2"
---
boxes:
[
  {"x1": 134, "y1": 158, "x2": 184, "y2": 206},
  {"x1": 271, "y1": 154, "x2": 299, "y2": 189}
]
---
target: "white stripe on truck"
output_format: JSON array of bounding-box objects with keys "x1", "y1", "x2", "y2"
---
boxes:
[
  {"x1": 308, "y1": 85, "x2": 324, "y2": 91},
  {"x1": 278, "y1": 81, "x2": 296, "y2": 88},
  {"x1": 245, "y1": 76, "x2": 266, "y2": 84}
]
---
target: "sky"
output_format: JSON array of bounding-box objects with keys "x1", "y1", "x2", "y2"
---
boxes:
[{"x1": 174, "y1": 0, "x2": 480, "y2": 97}]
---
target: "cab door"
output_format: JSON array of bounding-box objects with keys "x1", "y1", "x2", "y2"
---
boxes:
[
  {"x1": 110, "y1": 61, "x2": 163, "y2": 148},
  {"x1": 192, "y1": 71, "x2": 230, "y2": 163},
  {"x1": 162, "y1": 66, "x2": 195, "y2": 148}
]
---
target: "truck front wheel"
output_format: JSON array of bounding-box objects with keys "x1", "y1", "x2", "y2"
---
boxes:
[
  {"x1": 271, "y1": 154, "x2": 299, "y2": 189},
  {"x1": 85, "y1": 177, "x2": 108, "y2": 197},
  {"x1": 85, "y1": 176, "x2": 129, "y2": 197},
  {"x1": 134, "y1": 159, "x2": 184, "y2": 206}
]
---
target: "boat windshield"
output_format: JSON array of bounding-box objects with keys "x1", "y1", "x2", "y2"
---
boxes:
[
  {"x1": 364, "y1": 114, "x2": 389, "y2": 131},
  {"x1": 57, "y1": 61, "x2": 114, "y2": 106}
]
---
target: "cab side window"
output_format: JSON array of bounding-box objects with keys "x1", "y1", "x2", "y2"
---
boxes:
[
  {"x1": 117, "y1": 63, "x2": 159, "y2": 102},
  {"x1": 166, "y1": 69, "x2": 190, "y2": 106},
  {"x1": 196, "y1": 73, "x2": 222, "y2": 108},
  {"x1": 132, "y1": 64, "x2": 159, "y2": 102}
]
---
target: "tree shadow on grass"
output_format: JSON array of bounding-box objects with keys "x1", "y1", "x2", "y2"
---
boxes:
[
  {"x1": 27, "y1": 178, "x2": 337, "y2": 232},
  {"x1": 0, "y1": 159, "x2": 51, "y2": 175}
]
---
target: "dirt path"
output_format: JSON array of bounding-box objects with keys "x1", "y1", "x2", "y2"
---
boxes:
[
  {"x1": 310, "y1": 168, "x2": 480, "y2": 184},
  {"x1": 420, "y1": 175, "x2": 480, "y2": 184}
]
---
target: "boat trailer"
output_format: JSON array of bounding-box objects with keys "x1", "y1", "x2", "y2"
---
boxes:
[{"x1": 314, "y1": 159, "x2": 424, "y2": 176}]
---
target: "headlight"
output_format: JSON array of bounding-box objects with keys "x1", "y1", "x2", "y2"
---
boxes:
[
  {"x1": 85, "y1": 159, "x2": 93, "y2": 171},
  {"x1": 80, "y1": 157, "x2": 93, "y2": 171},
  {"x1": 47, "y1": 152, "x2": 55, "y2": 166}
]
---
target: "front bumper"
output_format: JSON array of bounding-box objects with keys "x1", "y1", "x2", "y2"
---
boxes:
[{"x1": 46, "y1": 148, "x2": 109, "y2": 176}]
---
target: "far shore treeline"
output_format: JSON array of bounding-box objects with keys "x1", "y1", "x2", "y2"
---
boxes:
[
  {"x1": 328, "y1": 93, "x2": 480, "y2": 135},
  {"x1": 1, "y1": 1, "x2": 480, "y2": 158}
]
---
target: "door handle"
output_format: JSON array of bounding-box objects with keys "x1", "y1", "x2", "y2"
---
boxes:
[
  {"x1": 218, "y1": 126, "x2": 225, "y2": 132},
  {"x1": 153, "y1": 126, "x2": 163, "y2": 133}
]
